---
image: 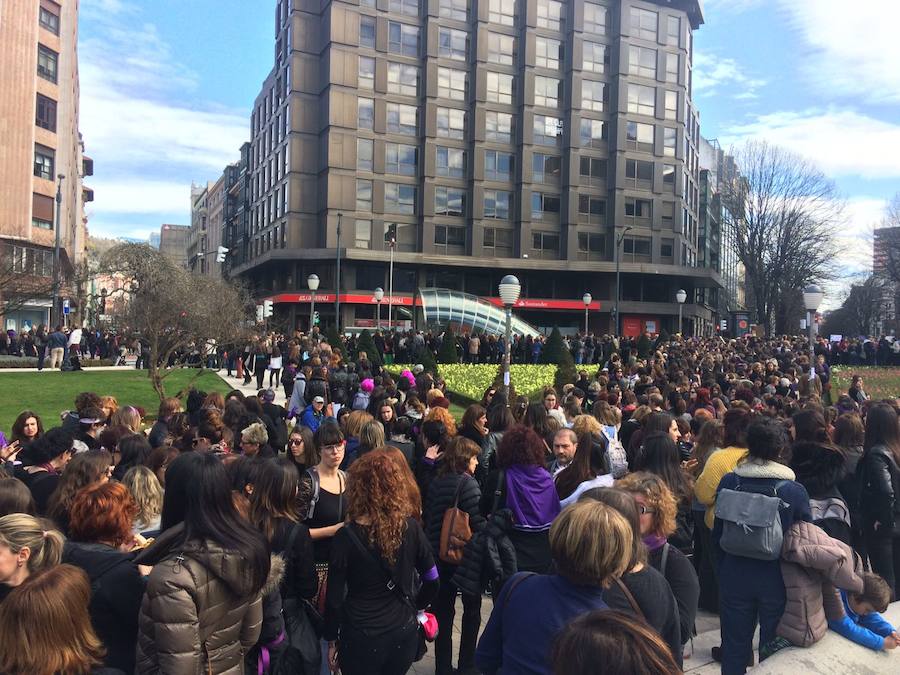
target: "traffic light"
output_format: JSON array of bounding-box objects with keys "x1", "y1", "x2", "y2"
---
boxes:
[
  {"x1": 313, "y1": 311, "x2": 320, "y2": 326},
  {"x1": 215, "y1": 246, "x2": 229, "y2": 263},
  {"x1": 256, "y1": 304, "x2": 264, "y2": 323},
  {"x1": 385, "y1": 223, "x2": 397, "y2": 248},
  {"x1": 263, "y1": 300, "x2": 274, "y2": 318}
]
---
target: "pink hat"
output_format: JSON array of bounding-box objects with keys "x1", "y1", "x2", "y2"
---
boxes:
[{"x1": 361, "y1": 378, "x2": 374, "y2": 392}]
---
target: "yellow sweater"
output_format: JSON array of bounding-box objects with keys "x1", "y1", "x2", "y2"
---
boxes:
[{"x1": 694, "y1": 446, "x2": 748, "y2": 529}]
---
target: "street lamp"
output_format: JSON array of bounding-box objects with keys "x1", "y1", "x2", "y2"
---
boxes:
[
  {"x1": 51, "y1": 173, "x2": 65, "y2": 328},
  {"x1": 582, "y1": 292, "x2": 592, "y2": 335},
  {"x1": 676, "y1": 289, "x2": 687, "y2": 336},
  {"x1": 307, "y1": 273, "x2": 320, "y2": 333},
  {"x1": 374, "y1": 287, "x2": 384, "y2": 331},
  {"x1": 614, "y1": 226, "x2": 633, "y2": 336},
  {"x1": 803, "y1": 284, "x2": 824, "y2": 351},
  {"x1": 499, "y1": 275, "x2": 521, "y2": 401}
]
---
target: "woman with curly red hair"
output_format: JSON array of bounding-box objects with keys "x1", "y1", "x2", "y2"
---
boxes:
[
  {"x1": 63, "y1": 482, "x2": 146, "y2": 673},
  {"x1": 480, "y1": 426, "x2": 561, "y2": 573},
  {"x1": 324, "y1": 450, "x2": 439, "y2": 675}
]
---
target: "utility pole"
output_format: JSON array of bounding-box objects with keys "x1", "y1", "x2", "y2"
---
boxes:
[
  {"x1": 614, "y1": 225, "x2": 632, "y2": 336},
  {"x1": 51, "y1": 174, "x2": 65, "y2": 328}
]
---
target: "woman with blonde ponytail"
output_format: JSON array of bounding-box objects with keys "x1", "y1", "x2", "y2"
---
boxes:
[{"x1": 0, "y1": 513, "x2": 64, "y2": 602}]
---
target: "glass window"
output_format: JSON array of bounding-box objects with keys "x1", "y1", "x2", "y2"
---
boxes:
[
  {"x1": 623, "y1": 235, "x2": 652, "y2": 259},
  {"x1": 661, "y1": 237, "x2": 674, "y2": 257},
  {"x1": 37, "y1": 44, "x2": 58, "y2": 82},
  {"x1": 440, "y1": 0, "x2": 467, "y2": 21},
  {"x1": 488, "y1": 0, "x2": 516, "y2": 26},
  {"x1": 33, "y1": 145, "x2": 54, "y2": 180},
  {"x1": 663, "y1": 127, "x2": 677, "y2": 157},
  {"x1": 36, "y1": 93, "x2": 57, "y2": 131},
  {"x1": 387, "y1": 62, "x2": 418, "y2": 96},
  {"x1": 581, "y1": 80, "x2": 606, "y2": 112},
  {"x1": 663, "y1": 163, "x2": 675, "y2": 186},
  {"x1": 483, "y1": 227, "x2": 514, "y2": 255},
  {"x1": 358, "y1": 97, "x2": 374, "y2": 129},
  {"x1": 582, "y1": 42, "x2": 607, "y2": 73},
  {"x1": 534, "y1": 76, "x2": 561, "y2": 108},
  {"x1": 438, "y1": 67, "x2": 467, "y2": 100},
  {"x1": 437, "y1": 106, "x2": 466, "y2": 139},
  {"x1": 434, "y1": 224, "x2": 466, "y2": 251},
  {"x1": 387, "y1": 102, "x2": 417, "y2": 135},
  {"x1": 667, "y1": 16, "x2": 681, "y2": 46},
  {"x1": 386, "y1": 142, "x2": 417, "y2": 175},
  {"x1": 439, "y1": 27, "x2": 468, "y2": 60},
  {"x1": 486, "y1": 72, "x2": 514, "y2": 104},
  {"x1": 385, "y1": 183, "x2": 417, "y2": 214},
  {"x1": 531, "y1": 192, "x2": 560, "y2": 220},
  {"x1": 358, "y1": 139, "x2": 373, "y2": 171},
  {"x1": 484, "y1": 190, "x2": 511, "y2": 219},
  {"x1": 437, "y1": 146, "x2": 466, "y2": 177},
  {"x1": 579, "y1": 156, "x2": 607, "y2": 184},
  {"x1": 625, "y1": 158, "x2": 653, "y2": 185},
  {"x1": 584, "y1": 3, "x2": 607, "y2": 35},
  {"x1": 360, "y1": 16, "x2": 375, "y2": 48},
  {"x1": 665, "y1": 90, "x2": 678, "y2": 120},
  {"x1": 358, "y1": 56, "x2": 375, "y2": 90},
  {"x1": 665, "y1": 53, "x2": 679, "y2": 83},
  {"x1": 629, "y1": 46, "x2": 657, "y2": 79},
  {"x1": 389, "y1": 22, "x2": 420, "y2": 57},
  {"x1": 579, "y1": 118, "x2": 606, "y2": 148},
  {"x1": 535, "y1": 37, "x2": 562, "y2": 70},
  {"x1": 577, "y1": 233, "x2": 606, "y2": 261},
  {"x1": 355, "y1": 219, "x2": 372, "y2": 249},
  {"x1": 630, "y1": 6, "x2": 658, "y2": 41},
  {"x1": 488, "y1": 33, "x2": 515, "y2": 65},
  {"x1": 628, "y1": 84, "x2": 656, "y2": 116},
  {"x1": 485, "y1": 150, "x2": 513, "y2": 181},
  {"x1": 39, "y1": 5, "x2": 60, "y2": 34},
  {"x1": 485, "y1": 111, "x2": 513, "y2": 143},
  {"x1": 532, "y1": 231, "x2": 560, "y2": 259},
  {"x1": 578, "y1": 195, "x2": 606, "y2": 224},
  {"x1": 533, "y1": 153, "x2": 561, "y2": 184},
  {"x1": 626, "y1": 121, "x2": 654, "y2": 151},
  {"x1": 435, "y1": 187, "x2": 466, "y2": 216},
  {"x1": 536, "y1": 0, "x2": 564, "y2": 31},
  {"x1": 389, "y1": 0, "x2": 419, "y2": 16},
  {"x1": 533, "y1": 114, "x2": 562, "y2": 146},
  {"x1": 356, "y1": 179, "x2": 373, "y2": 211},
  {"x1": 625, "y1": 199, "x2": 652, "y2": 219}
]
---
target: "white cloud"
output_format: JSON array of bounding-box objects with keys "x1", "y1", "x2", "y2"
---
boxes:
[
  {"x1": 721, "y1": 108, "x2": 900, "y2": 180},
  {"x1": 692, "y1": 52, "x2": 766, "y2": 99},
  {"x1": 79, "y1": 1, "x2": 248, "y2": 237},
  {"x1": 777, "y1": 0, "x2": 900, "y2": 103}
]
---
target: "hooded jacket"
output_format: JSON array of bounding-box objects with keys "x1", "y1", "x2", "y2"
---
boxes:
[
  {"x1": 451, "y1": 508, "x2": 518, "y2": 597},
  {"x1": 134, "y1": 525, "x2": 264, "y2": 675},
  {"x1": 858, "y1": 444, "x2": 900, "y2": 535},
  {"x1": 776, "y1": 521, "x2": 863, "y2": 647}
]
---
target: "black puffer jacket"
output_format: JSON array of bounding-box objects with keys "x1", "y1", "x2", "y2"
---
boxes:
[
  {"x1": 451, "y1": 509, "x2": 518, "y2": 596},
  {"x1": 424, "y1": 472, "x2": 485, "y2": 562},
  {"x1": 859, "y1": 444, "x2": 900, "y2": 535}
]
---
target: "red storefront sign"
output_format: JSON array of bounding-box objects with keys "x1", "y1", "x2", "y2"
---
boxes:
[
  {"x1": 622, "y1": 316, "x2": 661, "y2": 337},
  {"x1": 266, "y1": 293, "x2": 602, "y2": 310}
]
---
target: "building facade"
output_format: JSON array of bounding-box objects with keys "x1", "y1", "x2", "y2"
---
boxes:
[
  {"x1": 873, "y1": 226, "x2": 900, "y2": 335},
  {"x1": 158, "y1": 223, "x2": 191, "y2": 268},
  {"x1": 234, "y1": 0, "x2": 719, "y2": 335},
  {"x1": 0, "y1": 0, "x2": 90, "y2": 331}
]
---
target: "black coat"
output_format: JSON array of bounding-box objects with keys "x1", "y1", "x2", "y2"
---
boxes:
[
  {"x1": 858, "y1": 444, "x2": 900, "y2": 534},
  {"x1": 424, "y1": 472, "x2": 485, "y2": 560},
  {"x1": 262, "y1": 401, "x2": 289, "y2": 451},
  {"x1": 63, "y1": 541, "x2": 145, "y2": 673},
  {"x1": 451, "y1": 508, "x2": 518, "y2": 596}
]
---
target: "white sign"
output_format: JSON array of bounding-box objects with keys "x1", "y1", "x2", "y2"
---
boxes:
[
  {"x1": 830, "y1": 334, "x2": 842, "y2": 342},
  {"x1": 62, "y1": 299, "x2": 70, "y2": 315}
]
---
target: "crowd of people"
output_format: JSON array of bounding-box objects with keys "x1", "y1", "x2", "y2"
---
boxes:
[{"x1": 0, "y1": 328, "x2": 899, "y2": 675}]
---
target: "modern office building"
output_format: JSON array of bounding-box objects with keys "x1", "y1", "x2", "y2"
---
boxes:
[
  {"x1": 873, "y1": 226, "x2": 900, "y2": 334},
  {"x1": 158, "y1": 223, "x2": 191, "y2": 267},
  {"x1": 0, "y1": 0, "x2": 90, "y2": 330},
  {"x1": 234, "y1": 0, "x2": 720, "y2": 335},
  {"x1": 222, "y1": 142, "x2": 251, "y2": 278},
  {"x1": 148, "y1": 231, "x2": 161, "y2": 249}
]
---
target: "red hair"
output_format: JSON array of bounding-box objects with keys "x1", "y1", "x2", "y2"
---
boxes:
[
  {"x1": 69, "y1": 482, "x2": 137, "y2": 548},
  {"x1": 497, "y1": 425, "x2": 547, "y2": 468}
]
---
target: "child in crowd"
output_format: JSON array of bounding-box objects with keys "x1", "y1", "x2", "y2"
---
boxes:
[{"x1": 829, "y1": 572, "x2": 899, "y2": 651}]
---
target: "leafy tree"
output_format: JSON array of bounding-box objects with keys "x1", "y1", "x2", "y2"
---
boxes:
[
  {"x1": 415, "y1": 344, "x2": 439, "y2": 377},
  {"x1": 326, "y1": 324, "x2": 344, "y2": 357},
  {"x1": 355, "y1": 329, "x2": 382, "y2": 366},
  {"x1": 438, "y1": 326, "x2": 460, "y2": 364},
  {"x1": 542, "y1": 327, "x2": 576, "y2": 390}
]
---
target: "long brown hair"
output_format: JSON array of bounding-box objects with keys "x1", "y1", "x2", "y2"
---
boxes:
[
  {"x1": 0, "y1": 564, "x2": 106, "y2": 675},
  {"x1": 46, "y1": 450, "x2": 112, "y2": 529},
  {"x1": 345, "y1": 451, "x2": 414, "y2": 565},
  {"x1": 249, "y1": 459, "x2": 301, "y2": 542}
]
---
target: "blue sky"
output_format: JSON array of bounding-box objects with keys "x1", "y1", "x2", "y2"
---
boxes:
[{"x1": 79, "y1": 0, "x2": 899, "y2": 305}]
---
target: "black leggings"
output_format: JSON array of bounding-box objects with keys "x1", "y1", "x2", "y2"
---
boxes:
[
  {"x1": 865, "y1": 528, "x2": 900, "y2": 599},
  {"x1": 338, "y1": 620, "x2": 418, "y2": 675},
  {"x1": 433, "y1": 564, "x2": 481, "y2": 674}
]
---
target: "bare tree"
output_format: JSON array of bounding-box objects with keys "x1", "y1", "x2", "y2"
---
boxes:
[
  {"x1": 0, "y1": 243, "x2": 57, "y2": 320},
  {"x1": 821, "y1": 275, "x2": 884, "y2": 337},
  {"x1": 720, "y1": 141, "x2": 842, "y2": 335},
  {"x1": 99, "y1": 242, "x2": 254, "y2": 401}
]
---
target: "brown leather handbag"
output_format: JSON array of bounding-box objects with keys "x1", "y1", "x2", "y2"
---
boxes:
[{"x1": 439, "y1": 475, "x2": 472, "y2": 565}]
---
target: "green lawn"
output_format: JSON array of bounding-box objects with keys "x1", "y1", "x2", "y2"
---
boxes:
[
  {"x1": 831, "y1": 366, "x2": 900, "y2": 401},
  {"x1": 0, "y1": 369, "x2": 232, "y2": 434}
]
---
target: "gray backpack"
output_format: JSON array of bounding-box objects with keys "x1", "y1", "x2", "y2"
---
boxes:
[{"x1": 715, "y1": 479, "x2": 788, "y2": 561}]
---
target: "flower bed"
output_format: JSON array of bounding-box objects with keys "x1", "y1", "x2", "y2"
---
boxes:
[
  {"x1": 387, "y1": 363, "x2": 557, "y2": 403},
  {"x1": 831, "y1": 366, "x2": 900, "y2": 400}
]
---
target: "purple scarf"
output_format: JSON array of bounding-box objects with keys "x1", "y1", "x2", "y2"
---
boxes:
[
  {"x1": 642, "y1": 533, "x2": 667, "y2": 552},
  {"x1": 505, "y1": 465, "x2": 561, "y2": 530}
]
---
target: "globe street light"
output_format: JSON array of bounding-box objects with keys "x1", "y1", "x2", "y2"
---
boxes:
[
  {"x1": 676, "y1": 289, "x2": 687, "y2": 336},
  {"x1": 614, "y1": 226, "x2": 633, "y2": 335},
  {"x1": 582, "y1": 292, "x2": 592, "y2": 335},
  {"x1": 499, "y1": 275, "x2": 521, "y2": 401},
  {"x1": 374, "y1": 287, "x2": 384, "y2": 331},
  {"x1": 307, "y1": 274, "x2": 320, "y2": 333},
  {"x1": 803, "y1": 284, "x2": 824, "y2": 351}
]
